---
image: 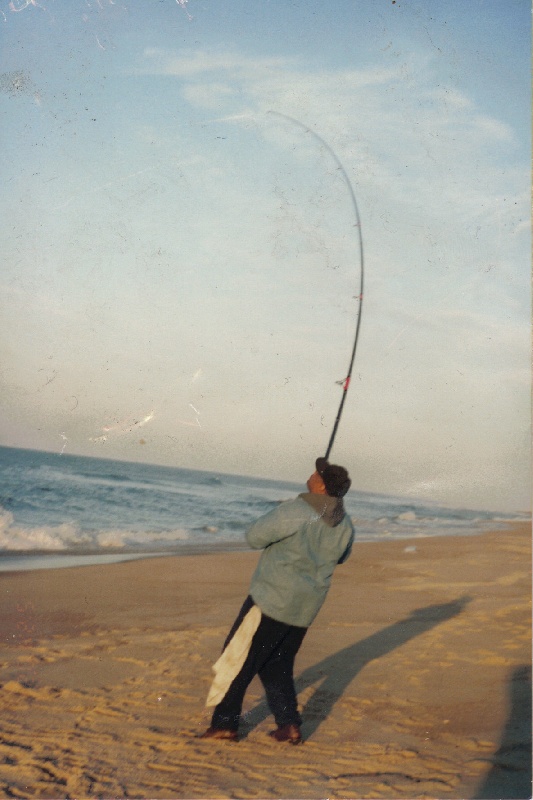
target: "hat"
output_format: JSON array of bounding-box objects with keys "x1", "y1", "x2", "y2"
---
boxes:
[{"x1": 315, "y1": 457, "x2": 351, "y2": 498}]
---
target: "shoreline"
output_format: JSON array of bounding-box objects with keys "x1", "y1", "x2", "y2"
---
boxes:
[
  {"x1": 0, "y1": 519, "x2": 528, "y2": 574},
  {"x1": 0, "y1": 540, "x2": 254, "y2": 573},
  {"x1": 0, "y1": 522, "x2": 530, "y2": 799}
]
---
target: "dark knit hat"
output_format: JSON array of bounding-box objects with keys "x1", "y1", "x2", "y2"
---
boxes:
[{"x1": 315, "y1": 457, "x2": 351, "y2": 498}]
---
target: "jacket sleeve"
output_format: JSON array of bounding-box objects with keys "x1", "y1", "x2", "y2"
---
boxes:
[
  {"x1": 337, "y1": 524, "x2": 355, "y2": 564},
  {"x1": 245, "y1": 500, "x2": 305, "y2": 550}
]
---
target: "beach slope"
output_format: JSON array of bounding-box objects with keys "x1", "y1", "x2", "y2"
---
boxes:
[{"x1": 0, "y1": 523, "x2": 531, "y2": 799}]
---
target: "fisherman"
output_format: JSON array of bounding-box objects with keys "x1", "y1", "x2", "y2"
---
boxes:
[{"x1": 199, "y1": 457, "x2": 354, "y2": 744}]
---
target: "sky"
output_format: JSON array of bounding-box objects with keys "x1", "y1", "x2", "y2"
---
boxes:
[{"x1": 0, "y1": 0, "x2": 530, "y2": 512}]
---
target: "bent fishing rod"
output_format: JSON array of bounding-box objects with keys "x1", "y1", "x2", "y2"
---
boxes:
[{"x1": 269, "y1": 111, "x2": 365, "y2": 461}]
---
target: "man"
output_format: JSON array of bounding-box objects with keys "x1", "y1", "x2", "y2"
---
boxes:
[{"x1": 200, "y1": 457, "x2": 354, "y2": 744}]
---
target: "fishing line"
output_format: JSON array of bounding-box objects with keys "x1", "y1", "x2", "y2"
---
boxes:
[{"x1": 268, "y1": 111, "x2": 365, "y2": 460}]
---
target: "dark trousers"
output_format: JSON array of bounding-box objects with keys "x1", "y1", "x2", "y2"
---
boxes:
[{"x1": 211, "y1": 596, "x2": 307, "y2": 732}]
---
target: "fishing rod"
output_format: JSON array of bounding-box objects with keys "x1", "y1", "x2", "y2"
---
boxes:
[{"x1": 269, "y1": 111, "x2": 365, "y2": 461}]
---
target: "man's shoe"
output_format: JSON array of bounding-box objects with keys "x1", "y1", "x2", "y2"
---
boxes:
[
  {"x1": 199, "y1": 727, "x2": 238, "y2": 741},
  {"x1": 269, "y1": 723, "x2": 302, "y2": 745}
]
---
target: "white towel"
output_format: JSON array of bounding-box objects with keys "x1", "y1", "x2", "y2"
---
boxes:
[{"x1": 205, "y1": 605, "x2": 262, "y2": 707}]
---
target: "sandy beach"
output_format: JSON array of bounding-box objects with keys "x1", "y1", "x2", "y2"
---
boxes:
[{"x1": 0, "y1": 522, "x2": 530, "y2": 799}]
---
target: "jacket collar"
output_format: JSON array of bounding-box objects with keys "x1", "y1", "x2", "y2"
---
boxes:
[{"x1": 298, "y1": 492, "x2": 345, "y2": 527}]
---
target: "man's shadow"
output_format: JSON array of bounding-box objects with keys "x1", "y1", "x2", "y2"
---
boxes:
[{"x1": 240, "y1": 596, "x2": 471, "y2": 740}]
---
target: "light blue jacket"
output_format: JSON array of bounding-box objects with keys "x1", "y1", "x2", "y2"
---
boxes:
[{"x1": 246, "y1": 493, "x2": 355, "y2": 627}]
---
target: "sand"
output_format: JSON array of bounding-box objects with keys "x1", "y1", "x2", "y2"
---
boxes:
[{"x1": 0, "y1": 522, "x2": 530, "y2": 800}]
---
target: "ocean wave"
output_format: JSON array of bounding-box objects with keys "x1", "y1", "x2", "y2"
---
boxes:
[
  {"x1": 349, "y1": 511, "x2": 517, "y2": 541},
  {"x1": 0, "y1": 506, "x2": 190, "y2": 553},
  {"x1": 30, "y1": 467, "x2": 191, "y2": 497},
  {"x1": 0, "y1": 506, "x2": 87, "y2": 551},
  {"x1": 27, "y1": 462, "x2": 210, "y2": 497},
  {"x1": 202, "y1": 476, "x2": 223, "y2": 485},
  {"x1": 95, "y1": 528, "x2": 190, "y2": 549}
]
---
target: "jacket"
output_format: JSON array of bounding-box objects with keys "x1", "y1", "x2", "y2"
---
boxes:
[{"x1": 245, "y1": 493, "x2": 355, "y2": 627}]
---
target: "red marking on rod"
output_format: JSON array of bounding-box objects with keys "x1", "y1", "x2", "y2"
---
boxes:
[{"x1": 343, "y1": 376, "x2": 351, "y2": 391}]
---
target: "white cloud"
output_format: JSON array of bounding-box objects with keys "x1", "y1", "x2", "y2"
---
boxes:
[
  {"x1": 432, "y1": 87, "x2": 472, "y2": 111},
  {"x1": 182, "y1": 82, "x2": 237, "y2": 109},
  {"x1": 514, "y1": 218, "x2": 531, "y2": 235},
  {"x1": 127, "y1": 48, "x2": 527, "y2": 294},
  {"x1": 472, "y1": 115, "x2": 515, "y2": 142},
  {"x1": 138, "y1": 48, "x2": 293, "y2": 78},
  {"x1": 140, "y1": 49, "x2": 525, "y2": 240}
]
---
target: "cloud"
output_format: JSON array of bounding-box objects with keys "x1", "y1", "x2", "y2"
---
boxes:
[
  {"x1": 514, "y1": 218, "x2": 531, "y2": 235},
  {"x1": 472, "y1": 115, "x2": 515, "y2": 142},
  {"x1": 131, "y1": 47, "x2": 529, "y2": 382},
  {"x1": 136, "y1": 48, "x2": 525, "y2": 242},
  {"x1": 182, "y1": 82, "x2": 237, "y2": 109},
  {"x1": 138, "y1": 48, "x2": 294, "y2": 78},
  {"x1": 432, "y1": 87, "x2": 472, "y2": 111}
]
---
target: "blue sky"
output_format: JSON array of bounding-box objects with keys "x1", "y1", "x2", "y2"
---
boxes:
[{"x1": 0, "y1": 0, "x2": 530, "y2": 511}]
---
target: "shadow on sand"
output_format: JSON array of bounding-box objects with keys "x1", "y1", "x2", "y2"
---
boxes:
[
  {"x1": 472, "y1": 664, "x2": 532, "y2": 800},
  {"x1": 240, "y1": 596, "x2": 471, "y2": 740}
]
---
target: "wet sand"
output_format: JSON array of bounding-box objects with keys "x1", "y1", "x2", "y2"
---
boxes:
[{"x1": 0, "y1": 522, "x2": 531, "y2": 799}]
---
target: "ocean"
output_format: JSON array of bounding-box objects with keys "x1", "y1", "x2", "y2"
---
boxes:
[{"x1": 0, "y1": 446, "x2": 526, "y2": 572}]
